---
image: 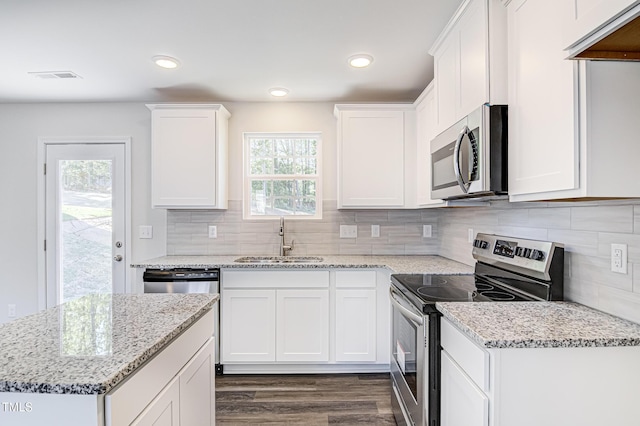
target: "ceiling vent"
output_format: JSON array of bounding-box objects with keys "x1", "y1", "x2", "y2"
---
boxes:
[{"x1": 28, "y1": 71, "x2": 82, "y2": 79}]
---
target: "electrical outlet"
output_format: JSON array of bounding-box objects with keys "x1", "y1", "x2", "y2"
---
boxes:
[
  {"x1": 611, "y1": 243, "x2": 628, "y2": 274},
  {"x1": 340, "y1": 225, "x2": 357, "y2": 238},
  {"x1": 139, "y1": 225, "x2": 153, "y2": 239},
  {"x1": 423, "y1": 225, "x2": 432, "y2": 238},
  {"x1": 371, "y1": 225, "x2": 380, "y2": 238},
  {"x1": 468, "y1": 228, "x2": 475, "y2": 243},
  {"x1": 208, "y1": 225, "x2": 218, "y2": 239},
  {"x1": 8, "y1": 304, "x2": 16, "y2": 319}
]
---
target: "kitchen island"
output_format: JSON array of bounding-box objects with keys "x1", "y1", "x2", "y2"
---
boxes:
[{"x1": 0, "y1": 293, "x2": 218, "y2": 426}]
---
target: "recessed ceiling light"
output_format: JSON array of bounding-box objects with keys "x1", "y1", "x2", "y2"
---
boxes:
[
  {"x1": 269, "y1": 87, "x2": 289, "y2": 97},
  {"x1": 153, "y1": 55, "x2": 180, "y2": 69},
  {"x1": 348, "y1": 54, "x2": 374, "y2": 68}
]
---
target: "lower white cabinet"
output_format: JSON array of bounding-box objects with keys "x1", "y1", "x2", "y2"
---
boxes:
[
  {"x1": 221, "y1": 269, "x2": 389, "y2": 373},
  {"x1": 277, "y1": 289, "x2": 330, "y2": 362},
  {"x1": 441, "y1": 317, "x2": 640, "y2": 426},
  {"x1": 132, "y1": 376, "x2": 181, "y2": 426},
  {"x1": 441, "y1": 351, "x2": 488, "y2": 426},
  {"x1": 222, "y1": 289, "x2": 277, "y2": 362}
]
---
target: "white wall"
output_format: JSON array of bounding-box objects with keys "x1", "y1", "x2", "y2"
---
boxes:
[{"x1": 0, "y1": 103, "x2": 166, "y2": 322}]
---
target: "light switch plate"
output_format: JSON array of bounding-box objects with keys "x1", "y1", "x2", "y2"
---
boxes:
[
  {"x1": 139, "y1": 225, "x2": 153, "y2": 239},
  {"x1": 468, "y1": 228, "x2": 474, "y2": 243},
  {"x1": 423, "y1": 225, "x2": 432, "y2": 238},
  {"x1": 208, "y1": 225, "x2": 218, "y2": 239},
  {"x1": 340, "y1": 225, "x2": 357, "y2": 238},
  {"x1": 371, "y1": 225, "x2": 380, "y2": 238}
]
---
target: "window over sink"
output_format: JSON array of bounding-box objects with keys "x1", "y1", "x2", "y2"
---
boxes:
[{"x1": 243, "y1": 132, "x2": 322, "y2": 219}]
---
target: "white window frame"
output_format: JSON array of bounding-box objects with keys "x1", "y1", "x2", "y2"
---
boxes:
[{"x1": 243, "y1": 132, "x2": 322, "y2": 220}]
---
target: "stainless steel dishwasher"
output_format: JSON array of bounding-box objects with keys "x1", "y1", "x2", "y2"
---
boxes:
[{"x1": 143, "y1": 268, "x2": 222, "y2": 374}]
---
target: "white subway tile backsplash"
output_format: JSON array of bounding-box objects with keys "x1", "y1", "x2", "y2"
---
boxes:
[{"x1": 167, "y1": 198, "x2": 640, "y2": 324}]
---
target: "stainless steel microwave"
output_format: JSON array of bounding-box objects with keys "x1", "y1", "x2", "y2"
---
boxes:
[{"x1": 430, "y1": 104, "x2": 508, "y2": 200}]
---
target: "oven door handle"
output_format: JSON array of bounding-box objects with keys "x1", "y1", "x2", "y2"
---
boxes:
[{"x1": 389, "y1": 288, "x2": 424, "y2": 325}]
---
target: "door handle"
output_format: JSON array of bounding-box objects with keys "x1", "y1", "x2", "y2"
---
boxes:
[
  {"x1": 113, "y1": 255, "x2": 123, "y2": 262},
  {"x1": 453, "y1": 125, "x2": 471, "y2": 193}
]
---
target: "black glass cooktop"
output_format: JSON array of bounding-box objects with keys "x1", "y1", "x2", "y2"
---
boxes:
[{"x1": 391, "y1": 273, "x2": 532, "y2": 310}]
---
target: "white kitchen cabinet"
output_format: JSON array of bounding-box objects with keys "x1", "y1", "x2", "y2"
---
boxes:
[
  {"x1": 505, "y1": 0, "x2": 640, "y2": 201},
  {"x1": 441, "y1": 351, "x2": 488, "y2": 426},
  {"x1": 414, "y1": 83, "x2": 445, "y2": 208},
  {"x1": 221, "y1": 289, "x2": 276, "y2": 362},
  {"x1": 108, "y1": 310, "x2": 216, "y2": 426},
  {"x1": 147, "y1": 103, "x2": 230, "y2": 209},
  {"x1": 335, "y1": 270, "x2": 377, "y2": 362},
  {"x1": 441, "y1": 317, "x2": 640, "y2": 426},
  {"x1": 131, "y1": 376, "x2": 180, "y2": 426},
  {"x1": 430, "y1": 0, "x2": 507, "y2": 134},
  {"x1": 277, "y1": 289, "x2": 330, "y2": 362},
  {"x1": 334, "y1": 104, "x2": 414, "y2": 209},
  {"x1": 564, "y1": 0, "x2": 640, "y2": 57},
  {"x1": 221, "y1": 269, "x2": 390, "y2": 373}
]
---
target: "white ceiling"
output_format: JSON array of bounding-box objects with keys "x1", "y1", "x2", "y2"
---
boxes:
[{"x1": 1, "y1": 0, "x2": 463, "y2": 103}]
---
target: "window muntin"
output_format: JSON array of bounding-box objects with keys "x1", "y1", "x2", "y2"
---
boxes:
[{"x1": 244, "y1": 133, "x2": 322, "y2": 219}]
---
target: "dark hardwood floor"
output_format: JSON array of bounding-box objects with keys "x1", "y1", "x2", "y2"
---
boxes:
[{"x1": 215, "y1": 373, "x2": 397, "y2": 425}]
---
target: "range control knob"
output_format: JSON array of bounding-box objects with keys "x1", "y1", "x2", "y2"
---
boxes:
[
  {"x1": 515, "y1": 246, "x2": 525, "y2": 257},
  {"x1": 529, "y1": 249, "x2": 546, "y2": 261},
  {"x1": 473, "y1": 239, "x2": 489, "y2": 249}
]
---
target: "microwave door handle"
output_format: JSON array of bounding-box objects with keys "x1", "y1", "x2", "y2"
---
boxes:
[
  {"x1": 453, "y1": 126, "x2": 471, "y2": 193},
  {"x1": 389, "y1": 288, "x2": 424, "y2": 325}
]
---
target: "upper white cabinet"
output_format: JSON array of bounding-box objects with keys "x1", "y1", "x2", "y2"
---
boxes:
[
  {"x1": 334, "y1": 104, "x2": 415, "y2": 209},
  {"x1": 414, "y1": 83, "x2": 445, "y2": 208},
  {"x1": 429, "y1": 0, "x2": 507, "y2": 134},
  {"x1": 505, "y1": 0, "x2": 640, "y2": 201},
  {"x1": 147, "y1": 103, "x2": 230, "y2": 209},
  {"x1": 564, "y1": 0, "x2": 640, "y2": 57}
]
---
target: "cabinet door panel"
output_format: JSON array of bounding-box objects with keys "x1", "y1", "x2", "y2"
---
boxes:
[
  {"x1": 276, "y1": 289, "x2": 329, "y2": 362},
  {"x1": 434, "y1": 38, "x2": 458, "y2": 133},
  {"x1": 152, "y1": 108, "x2": 218, "y2": 207},
  {"x1": 335, "y1": 289, "x2": 377, "y2": 362},
  {"x1": 339, "y1": 110, "x2": 405, "y2": 207},
  {"x1": 458, "y1": 0, "x2": 488, "y2": 118},
  {"x1": 131, "y1": 377, "x2": 180, "y2": 426},
  {"x1": 222, "y1": 289, "x2": 276, "y2": 362},
  {"x1": 441, "y1": 351, "x2": 488, "y2": 426},
  {"x1": 565, "y1": 0, "x2": 638, "y2": 49},
  {"x1": 179, "y1": 338, "x2": 215, "y2": 426},
  {"x1": 508, "y1": 0, "x2": 578, "y2": 196}
]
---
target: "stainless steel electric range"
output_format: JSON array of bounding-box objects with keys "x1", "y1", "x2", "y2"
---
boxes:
[{"x1": 389, "y1": 233, "x2": 564, "y2": 426}]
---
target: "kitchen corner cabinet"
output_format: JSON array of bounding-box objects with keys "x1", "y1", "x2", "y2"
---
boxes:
[
  {"x1": 147, "y1": 103, "x2": 230, "y2": 209},
  {"x1": 415, "y1": 83, "x2": 445, "y2": 208},
  {"x1": 505, "y1": 0, "x2": 640, "y2": 201},
  {"x1": 334, "y1": 104, "x2": 415, "y2": 209},
  {"x1": 221, "y1": 269, "x2": 390, "y2": 373},
  {"x1": 564, "y1": 0, "x2": 640, "y2": 57},
  {"x1": 429, "y1": 0, "x2": 507, "y2": 134},
  {"x1": 441, "y1": 318, "x2": 640, "y2": 426}
]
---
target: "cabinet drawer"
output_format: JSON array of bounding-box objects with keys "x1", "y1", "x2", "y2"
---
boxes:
[
  {"x1": 222, "y1": 270, "x2": 329, "y2": 288},
  {"x1": 441, "y1": 318, "x2": 489, "y2": 391},
  {"x1": 335, "y1": 270, "x2": 376, "y2": 288}
]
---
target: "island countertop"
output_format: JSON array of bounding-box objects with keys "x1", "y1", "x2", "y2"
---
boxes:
[
  {"x1": 437, "y1": 301, "x2": 640, "y2": 349},
  {"x1": 0, "y1": 293, "x2": 218, "y2": 395},
  {"x1": 131, "y1": 254, "x2": 474, "y2": 275}
]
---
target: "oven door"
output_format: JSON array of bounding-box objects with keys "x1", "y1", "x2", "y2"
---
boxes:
[{"x1": 390, "y1": 286, "x2": 427, "y2": 426}]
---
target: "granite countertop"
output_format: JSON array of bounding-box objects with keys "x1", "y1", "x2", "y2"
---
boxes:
[
  {"x1": 437, "y1": 301, "x2": 640, "y2": 349},
  {"x1": 0, "y1": 293, "x2": 218, "y2": 395},
  {"x1": 131, "y1": 255, "x2": 474, "y2": 275}
]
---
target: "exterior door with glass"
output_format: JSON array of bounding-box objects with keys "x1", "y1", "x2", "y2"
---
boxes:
[{"x1": 45, "y1": 143, "x2": 126, "y2": 307}]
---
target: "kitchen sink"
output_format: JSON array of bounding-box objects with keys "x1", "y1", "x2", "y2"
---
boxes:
[{"x1": 233, "y1": 256, "x2": 324, "y2": 264}]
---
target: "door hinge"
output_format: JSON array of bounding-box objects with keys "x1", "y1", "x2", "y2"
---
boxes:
[
  {"x1": 44, "y1": 240, "x2": 46, "y2": 251},
  {"x1": 43, "y1": 163, "x2": 46, "y2": 175}
]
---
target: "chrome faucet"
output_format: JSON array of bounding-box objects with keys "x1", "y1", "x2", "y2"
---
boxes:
[{"x1": 279, "y1": 216, "x2": 293, "y2": 256}]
